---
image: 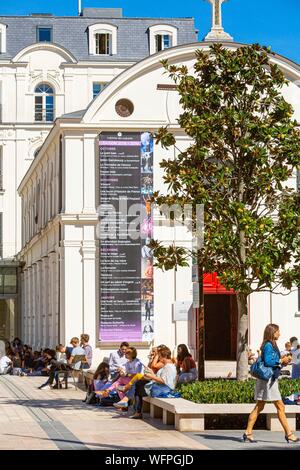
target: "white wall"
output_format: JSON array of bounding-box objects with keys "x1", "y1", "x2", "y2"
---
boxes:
[{"x1": 18, "y1": 43, "x2": 300, "y2": 361}]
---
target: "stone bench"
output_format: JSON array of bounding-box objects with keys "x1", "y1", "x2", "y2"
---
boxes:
[{"x1": 142, "y1": 397, "x2": 300, "y2": 432}]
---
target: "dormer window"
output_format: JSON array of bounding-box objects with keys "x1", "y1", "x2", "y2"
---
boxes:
[
  {"x1": 37, "y1": 26, "x2": 52, "y2": 42},
  {"x1": 0, "y1": 24, "x2": 7, "y2": 54},
  {"x1": 88, "y1": 24, "x2": 117, "y2": 56},
  {"x1": 156, "y1": 34, "x2": 171, "y2": 52},
  {"x1": 95, "y1": 33, "x2": 111, "y2": 55},
  {"x1": 149, "y1": 25, "x2": 177, "y2": 55}
]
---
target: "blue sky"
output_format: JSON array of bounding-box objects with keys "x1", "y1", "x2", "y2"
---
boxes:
[{"x1": 1, "y1": 0, "x2": 300, "y2": 64}]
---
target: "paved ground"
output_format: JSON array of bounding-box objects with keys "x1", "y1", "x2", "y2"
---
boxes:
[
  {"x1": 1, "y1": 375, "x2": 299, "y2": 451},
  {"x1": 185, "y1": 430, "x2": 300, "y2": 450},
  {"x1": 0, "y1": 375, "x2": 208, "y2": 451}
]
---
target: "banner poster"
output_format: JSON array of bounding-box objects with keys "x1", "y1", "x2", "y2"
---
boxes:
[{"x1": 99, "y1": 132, "x2": 154, "y2": 342}]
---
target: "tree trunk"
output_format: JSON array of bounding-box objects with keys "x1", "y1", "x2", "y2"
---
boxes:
[
  {"x1": 236, "y1": 292, "x2": 249, "y2": 381},
  {"x1": 196, "y1": 257, "x2": 205, "y2": 381}
]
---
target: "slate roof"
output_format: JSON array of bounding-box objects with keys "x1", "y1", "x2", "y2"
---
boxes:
[
  {"x1": 61, "y1": 109, "x2": 85, "y2": 119},
  {"x1": 0, "y1": 15, "x2": 197, "y2": 62}
]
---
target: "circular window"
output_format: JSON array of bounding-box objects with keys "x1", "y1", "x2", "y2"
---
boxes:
[{"x1": 115, "y1": 99, "x2": 134, "y2": 117}]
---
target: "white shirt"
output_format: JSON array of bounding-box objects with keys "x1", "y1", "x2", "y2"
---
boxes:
[
  {"x1": 108, "y1": 350, "x2": 128, "y2": 373},
  {"x1": 0, "y1": 355, "x2": 11, "y2": 373},
  {"x1": 292, "y1": 347, "x2": 300, "y2": 365},
  {"x1": 157, "y1": 363, "x2": 177, "y2": 390}
]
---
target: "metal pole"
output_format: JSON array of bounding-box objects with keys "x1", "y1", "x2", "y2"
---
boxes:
[
  {"x1": 78, "y1": 0, "x2": 82, "y2": 16},
  {"x1": 197, "y1": 257, "x2": 205, "y2": 380}
]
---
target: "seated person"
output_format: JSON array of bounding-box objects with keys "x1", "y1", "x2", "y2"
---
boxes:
[
  {"x1": 290, "y1": 338, "x2": 300, "y2": 379},
  {"x1": 176, "y1": 344, "x2": 197, "y2": 383},
  {"x1": 112, "y1": 344, "x2": 167, "y2": 409},
  {"x1": 281, "y1": 342, "x2": 292, "y2": 357},
  {"x1": 80, "y1": 334, "x2": 93, "y2": 369},
  {"x1": 148, "y1": 345, "x2": 167, "y2": 373},
  {"x1": 96, "y1": 347, "x2": 143, "y2": 409},
  {"x1": 56, "y1": 344, "x2": 67, "y2": 363},
  {"x1": 27, "y1": 350, "x2": 49, "y2": 376},
  {"x1": 130, "y1": 346, "x2": 177, "y2": 419},
  {"x1": 83, "y1": 362, "x2": 111, "y2": 403},
  {"x1": 68, "y1": 337, "x2": 86, "y2": 369},
  {"x1": 93, "y1": 362, "x2": 111, "y2": 391},
  {"x1": 32, "y1": 351, "x2": 44, "y2": 369},
  {"x1": 0, "y1": 351, "x2": 13, "y2": 375},
  {"x1": 39, "y1": 349, "x2": 70, "y2": 390},
  {"x1": 22, "y1": 349, "x2": 34, "y2": 370},
  {"x1": 108, "y1": 342, "x2": 129, "y2": 380},
  {"x1": 12, "y1": 351, "x2": 23, "y2": 375}
]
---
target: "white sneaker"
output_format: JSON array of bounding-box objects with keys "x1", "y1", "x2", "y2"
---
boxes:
[{"x1": 39, "y1": 385, "x2": 51, "y2": 390}]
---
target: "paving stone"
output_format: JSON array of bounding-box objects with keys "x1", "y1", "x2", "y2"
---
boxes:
[{"x1": 0, "y1": 375, "x2": 207, "y2": 450}]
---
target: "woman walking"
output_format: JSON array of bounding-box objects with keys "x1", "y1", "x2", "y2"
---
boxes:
[{"x1": 243, "y1": 323, "x2": 299, "y2": 443}]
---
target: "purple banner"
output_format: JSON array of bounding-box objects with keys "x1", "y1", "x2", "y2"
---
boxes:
[{"x1": 99, "y1": 132, "x2": 154, "y2": 342}]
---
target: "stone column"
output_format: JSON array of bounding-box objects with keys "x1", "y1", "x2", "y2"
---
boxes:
[
  {"x1": 42, "y1": 256, "x2": 50, "y2": 347},
  {"x1": 36, "y1": 259, "x2": 46, "y2": 348},
  {"x1": 20, "y1": 270, "x2": 25, "y2": 342},
  {"x1": 52, "y1": 250, "x2": 60, "y2": 346},
  {"x1": 31, "y1": 264, "x2": 36, "y2": 347},
  {"x1": 15, "y1": 70, "x2": 26, "y2": 122},
  {"x1": 26, "y1": 266, "x2": 32, "y2": 344},
  {"x1": 48, "y1": 251, "x2": 57, "y2": 346},
  {"x1": 81, "y1": 241, "x2": 97, "y2": 348},
  {"x1": 83, "y1": 133, "x2": 97, "y2": 213}
]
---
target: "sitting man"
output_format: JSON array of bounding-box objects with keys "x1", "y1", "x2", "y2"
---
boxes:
[
  {"x1": 68, "y1": 337, "x2": 87, "y2": 370},
  {"x1": 38, "y1": 346, "x2": 70, "y2": 390},
  {"x1": 0, "y1": 351, "x2": 13, "y2": 375},
  {"x1": 108, "y1": 342, "x2": 129, "y2": 380}
]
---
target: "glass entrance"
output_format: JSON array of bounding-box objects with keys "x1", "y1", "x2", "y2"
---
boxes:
[{"x1": 0, "y1": 299, "x2": 17, "y2": 341}]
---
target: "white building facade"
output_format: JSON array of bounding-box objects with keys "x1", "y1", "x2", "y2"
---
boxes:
[
  {"x1": 18, "y1": 41, "x2": 300, "y2": 362},
  {"x1": 0, "y1": 8, "x2": 196, "y2": 343}
]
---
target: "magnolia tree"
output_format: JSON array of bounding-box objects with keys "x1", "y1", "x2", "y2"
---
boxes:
[{"x1": 151, "y1": 44, "x2": 300, "y2": 381}]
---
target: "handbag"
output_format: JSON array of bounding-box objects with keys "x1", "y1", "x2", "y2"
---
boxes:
[{"x1": 250, "y1": 356, "x2": 274, "y2": 381}]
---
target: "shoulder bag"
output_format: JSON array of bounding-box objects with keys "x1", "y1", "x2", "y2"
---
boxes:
[{"x1": 250, "y1": 356, "x2": 274, "y2": 381}]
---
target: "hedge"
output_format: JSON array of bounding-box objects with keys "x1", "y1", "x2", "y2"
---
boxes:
[{"x1": 177, "y1": 379, "x2": 300, "y2": 404}]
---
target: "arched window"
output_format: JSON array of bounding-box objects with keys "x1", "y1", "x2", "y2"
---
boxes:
[{"x1": 34, "y1": 83, "x2": 54, "y2": 122}]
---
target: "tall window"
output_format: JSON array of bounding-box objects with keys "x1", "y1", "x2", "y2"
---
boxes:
[
  {"x1": 0, "y1": 24, "x2": 6, "y2": 54},
  {"x1": 88, "y1": 24, "x2": 117, "y2": 55},
  {"x1": 95, "y1": 33, "x2": 111, "y2": 55},
  {"x1": 93, "y1": 82, "x2": 107, "y2": 99},
  {"x1": 34, "y1": 83, "x2": 54, "y2": 122},
  {"x1": 37, "y1": 27, "x2": 52, "y2": 42},
  {"x1": 155, "y1": 34, "x2": 171, "y2": 52}
]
